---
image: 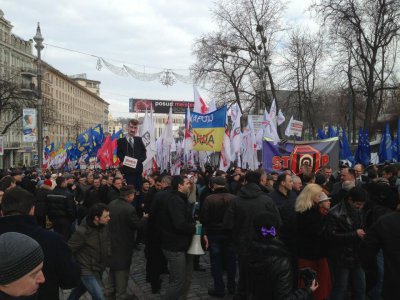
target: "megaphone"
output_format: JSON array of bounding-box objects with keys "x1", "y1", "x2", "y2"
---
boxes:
[{"x1": 187, "y1": 223, "x2": 205, "y2": 255}]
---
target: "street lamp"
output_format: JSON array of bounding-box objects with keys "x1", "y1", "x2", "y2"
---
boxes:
[{"x1": 33, "y1": 22, "x2": 44, "y2": 170}]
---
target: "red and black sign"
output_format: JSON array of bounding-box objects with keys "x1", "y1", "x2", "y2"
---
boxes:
[{"x1": 129, "y1": 98, "x2": 194, "y2": 114}]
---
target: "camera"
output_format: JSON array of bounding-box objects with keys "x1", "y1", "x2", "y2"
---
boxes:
[{"x1": 299, "y1": 267, "x2": 317, "y2": 288}]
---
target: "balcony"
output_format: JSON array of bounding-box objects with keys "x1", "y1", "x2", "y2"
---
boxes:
[
  {"x1": 20, "y1": 68, "x2": 37, "y2": 78},
  {"x1": 3, "y1": 142, "x2": 21, "y2": 149},
  {"x1": 20, "y1": 82, "x2": 37, "y2": 96}
]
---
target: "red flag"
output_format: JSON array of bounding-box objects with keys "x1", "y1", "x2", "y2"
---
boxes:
[{"x1": 97, "y1": 135, "x2": 112, "y2": 170}]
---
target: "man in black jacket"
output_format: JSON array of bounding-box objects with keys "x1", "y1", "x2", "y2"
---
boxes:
[
  {"x1": 46, "y1": 176, "x2": 76, "y2": 240},
  {"x1": 68, "y1": 203, "x2": 111, "y2": 300},
  {"x1": 117, "y1": 119, "x2": 147, "y2": 190},
  {"x1": 106, "y1": 185, "x2": 146, "y2": 300},
  {"x1": 156, "y1": 175, "x2": 196, "y2": 300},
  {"x1": 225, "y1": 171, "x2": 281, "y2": 300},
  {"x1": 0, "y1": 187, "x2": 80, "y2": 299},
  {"x1": 201, "y1": 176, "x2": 236, "y2": 297},
  {"x1": 327, "y1": 187, "x2": 367, "y2": 300},
  {"x1": 106, "y1": 177, "x2": 123, "y2": 205}
]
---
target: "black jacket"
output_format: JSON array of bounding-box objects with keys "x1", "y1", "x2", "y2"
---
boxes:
[
  {"x1": 108, "y1": 197, "x2": 145, "y2": 270},
  {"x1": 46, "y1": 186, "x2": 76, "y2": 221},
  {"x1": 68, "y1": 217, "x2": 111, "y2": 276},
  {"x1": 156, "y1": 190, "x2": 195, "y2": 252},
  {"x1": 34, "y1": 184, "x2": 52, "y2": 218},
  {"x1": 201, "y1": 187, "x2": 235, "y2": 236},
  {"x1": 106, "y1": 185, "x2": 120, "y2": 205},
  {"x1": 246, "y1": 238, "x2": 312, "y2": 300},
  {"x1": 225, "y1": 183, "x2": 281, "y2": 254},
  {"x1": 326, "y1": 201, "x2": 364, "y2": 267},
  {"x1": 360, "y1": 212, "x2": 400, "y2": 300},
  {"x1": 296, "y1": 205, "x2": 328, "y2": 260},
  {"x1": 117, "y1": 136, "x2": 146, "y2": 175},
  {"x1": 0, "y1": 215, "x2": 80, "y2": 300},
  {"x1": 84, "y1": 186, "x2": 101, "y2": 209}
]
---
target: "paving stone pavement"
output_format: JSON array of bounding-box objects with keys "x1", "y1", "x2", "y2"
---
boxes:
[{"x1": 61, "y1": 246, "x2": 231, "y2": 300}]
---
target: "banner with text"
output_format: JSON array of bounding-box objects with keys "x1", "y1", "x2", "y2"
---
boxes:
[
  {"x1": 22, "y1": 108, "x2": 37, "y2": 142},
  {"x1": 129, "y1": 98, "x2": 194, "y2": 114},
  {"x1": 262, "y1": 137, "x2": 339, "y2": 174},
  {"x1": 191, "y1": 106, "x2": 227, "y2": 151}
]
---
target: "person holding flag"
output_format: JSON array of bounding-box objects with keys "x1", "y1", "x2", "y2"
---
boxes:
[{"x1": 117, "y1": 119, "x2": 147, "y2": 190}]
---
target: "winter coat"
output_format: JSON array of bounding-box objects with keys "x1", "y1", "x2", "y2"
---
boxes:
[
  {"x1": 117, "y1": 136, "x2": 147, "y2": 176},
  {"x1": 83, "y1": 186, "x2": 101, "y2": 209},
  {"x1": 34, "y1": 184, "x2": 52, "y2": 218},
  {"x1": 360, "y1": 212, "x2": 400, "y2": 300},
  {"x1": 225, "y1": 183, "x2": 281, "y2": 254},
  {"x1": 296, "y1": 205, "x2": 329, "y2": 260},
  {"x1": 201, "y1": 187, "x2": 235, "y2": 236},
  {"x1": 106, "y1": 185, "x2": 120, "y2": 205},
  {"x1": 0, "y1": 215, "x2": 80, "y2": 300},
  {"x1": 108, "y1": 197, "x2": 145, "y2": 270},
  {"x1": 326, "y1": 201, "x2": 365, "y2": 267},
  {"x1": 156, "y1": 190, "x2": 196, "y2": 252},
  {"x1": 246, "y1": 238, "x2": 312, "y2": 300},
  {"x1": 46, "y1": 186, "x2": 76, "y2": 221},
  {"x1": 68, "y1": 217, "x2": 111, "y2": 276}
]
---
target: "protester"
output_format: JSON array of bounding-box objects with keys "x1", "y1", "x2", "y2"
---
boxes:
[
  {"x1": 0, "y1": 187, "x2": 80, "y2": 299},
  {"x1": 201, "y1": 176, "x2": 236, "y2": 297},
  {"x1": 0, "y1": 232, "x2": 45, "y2": 299},
  {"x1": 156, "y1": 175, "x2": 196, "y2": 300},
  {"x1": 68, "y1": 203, "x2": 111, "y2": 300},
  {"x1": 246, "y1": 212, "x2": 318, "y2": 300},
  {"x1": 225, "y1": 171, "x2": 281, "y2": 300},
  {"x1": 292, "y1": 175, "x2": 303, "y2": 195},
  {"x1": 106, "y1": 185, "x2": 146, "y2": 300},
  {"x1": 106, "y1": 177, "x2": 123, "y2": 204},
  {"x1": 295, "y1": 185, "x2": 331, "y2": 300}
]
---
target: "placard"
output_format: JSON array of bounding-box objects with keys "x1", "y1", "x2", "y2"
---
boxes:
[{"x1": 123, "y1": 156, "x2": 138, "y2": 169}]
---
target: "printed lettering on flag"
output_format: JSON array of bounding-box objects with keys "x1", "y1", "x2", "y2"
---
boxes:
[{"x1": 191, "y1": 106, "x2": 227, "y2": 151}]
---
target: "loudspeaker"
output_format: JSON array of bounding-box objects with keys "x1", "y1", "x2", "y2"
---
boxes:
[{"x1": 187, "y1": 234, "x2": 205, "y2": 255}]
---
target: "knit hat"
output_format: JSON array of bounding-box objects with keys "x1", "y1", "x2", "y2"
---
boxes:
[
  {"x1": 0, "y1": 232, "x2": 44, "y2": 285},
  {"x1": 43, "y1": 179, "x2": 53, "y2": 187},
  {"x1": 252, "y1": 212, "x2": 281, "y2": 241},
  {"x1": 318, "y1": 192, "x2": 331, "y2": 203}
]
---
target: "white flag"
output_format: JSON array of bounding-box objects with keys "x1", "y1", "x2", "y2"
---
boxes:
[
  {"x1": 208, "y1": 99, "x2": 217, "y2": 113},
  {"x1": 193, "y1": 86, "x2": 209, "y2": 114},
  {"x1": 141, "y1": 110, "x2": 157, "y2": 168},
  {"x1": 184, "y1": 107, "x2": 193, "y2": 155},
  {"x1": 219, "y1": 114, "x2": 231, "y2": 171},
  {"x1": 277, "y1": 109, "x2": 286, "y2": 126},
  {"x1": 242, "y1": 115, "x2": 258, "y2": 170},
  {"x1": 230, "y1": 103, "x2": 242, "y2": 156},
  {"x1": 285, "y1": 115, "x2": 294, "y2": 137},
  {"x1": 159, "y1": 107, "x2": 173, "y2": 171}
]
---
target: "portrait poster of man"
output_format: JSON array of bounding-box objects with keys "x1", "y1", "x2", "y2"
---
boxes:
[{"x1": 22, "y1": 108, "x2": 37, "y2": 142}]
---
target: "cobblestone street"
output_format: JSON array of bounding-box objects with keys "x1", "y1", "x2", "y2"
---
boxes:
[{"x1": 62, "y1": 247, "x2": 225, "y2": 300}]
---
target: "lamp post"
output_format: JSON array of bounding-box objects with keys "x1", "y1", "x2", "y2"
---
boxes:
[{"x1": 33, "y1": 23, "x2": 44, "y2": 170}]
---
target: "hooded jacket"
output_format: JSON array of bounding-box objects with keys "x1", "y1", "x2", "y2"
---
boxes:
[{"x1": 225, "y1": 183, "x2": 281, "y2": 254}]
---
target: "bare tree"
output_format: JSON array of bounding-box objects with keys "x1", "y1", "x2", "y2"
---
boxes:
[
  {"x1": 280, "y1": 28, "x2": 325, "y2": 136},
  {"x1": 0, "y1": 79, "x2": 38, "y2": 135},
  {"x1": 312, "y1": 0, "x2": 400, "y2": 130}
]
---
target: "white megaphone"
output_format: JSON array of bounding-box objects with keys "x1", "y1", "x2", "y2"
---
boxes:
[{"x1": 187, "y1": 222, "x2": 205, "y2": 255}]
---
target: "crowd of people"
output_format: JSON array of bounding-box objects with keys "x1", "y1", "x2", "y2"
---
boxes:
[{"x1": 0, "y1": 120, "x2": 399, "y2": 300}]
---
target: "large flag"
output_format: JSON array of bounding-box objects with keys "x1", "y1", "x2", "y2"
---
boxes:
[
  {"x1": 193, "y1": 86, "x2": 208, "y2": 114},
  {"x1": 355, "y1": 128, "x2": 371, "y2": 166},
  {"x1": 317, "y1": 128, "x2": 327, "y2": 140},
  {"x1": 263, "y1": 137, "x2": 339, "y2": 174},
  {"x1": 159, "y1": 107, "x2": 173, "y2": 171},
  {"x1": 76, "y1": 128, "x2": 93, "y2": 154},
  {"x1": 97, "y1": 135, "x2": 113, "y2": 170},
  {"x1": 219, "y1": 113, "x2": 231, "y2": 171},
  {"x1": 339, "y1": 128, "x2": 354, "y2": 165},
  {"x1": 328, "y1": 125, "x2": 338, "y2": 138},
  {"x1": 110, "y1": 129, "x2": 123, "y2": 166},
  {"x1": 208, "y1": 99, "x2": 217, "y2": 113},
  {"x1": 230, "y1": 103, "x2": 242, "y2": 155},
  {"x1": 265, "y1": 108, "x2": 280, "y2": 144},
  {"x1": 140, "y1": 110, "x2": 157, "y2": 167},
  {"x1": 285, "y1": 116, "x2": 294, "y2": 137},
  {"x1": 91, "y1": 124, "x2": 104, "y2": 149},
  {"x1": 192, "y1": 106, "x2": 227, "y2": 152},
  {"x1": 393, "y1": 117, "x2": 400, "y2": 162},
  {"x1": 242, "y1": 115, "x2": 258, "y2": 170},
  {"x1": 378, "y1": 123, "x2": 393, "y2": 163},
  {"x1": 277, "y1": 109, "x2": 285, "y2": 126},
  {"x1": 184, "y1": 107, "x2": 193, "y2": 154}
]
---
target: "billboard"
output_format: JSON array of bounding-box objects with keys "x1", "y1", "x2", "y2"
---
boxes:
[
  {"x1": 129, "y1": 98, "x2": 194, "y2": 114},
  {"x1": 22, "y1": 108, "x2": 37, "y2": 142}
]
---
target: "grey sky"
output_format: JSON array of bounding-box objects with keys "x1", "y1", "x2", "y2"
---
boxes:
[{"x1": 2, "y1": 0, "x2": 313, "y2": 118}]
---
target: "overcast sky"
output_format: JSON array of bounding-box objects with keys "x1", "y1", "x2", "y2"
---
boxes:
[{"x1": 2, "y1": 0, "x2": 314, "y2": 118}]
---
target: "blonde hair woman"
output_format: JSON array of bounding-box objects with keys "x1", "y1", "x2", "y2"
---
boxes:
[{"x1": 296, "y1": 184, "x2": 332, "y2": 300}]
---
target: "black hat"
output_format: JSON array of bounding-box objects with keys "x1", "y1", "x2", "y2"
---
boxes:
[
  {"x1": 315, "y1": 173, "x2": 326, "y2": 185},
  {"x1": 0, "y1": 232, "x2": 44, "y2": 285},
  {"x1": 212, "y1": 176, "x2": 226, "y2": 186},
  {"x1": 252, "y1": 212, "x2": 281, "y2": 241}
]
